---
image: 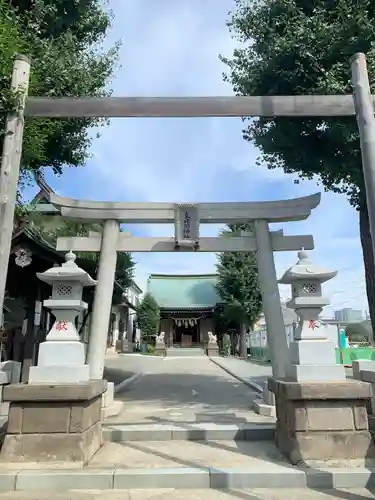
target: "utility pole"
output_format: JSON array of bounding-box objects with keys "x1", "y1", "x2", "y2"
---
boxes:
[
  {"x1": 351, "y1": 53, "x2": 375, "y2": 269},
  {"x1": 0, "y1": 55, "x2": 31, "y2": 325}
]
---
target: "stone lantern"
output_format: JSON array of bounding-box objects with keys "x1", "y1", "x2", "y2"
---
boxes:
[
  {"x1": 29, "y1": 250, "x2": 97, "y2": 384},
  {"x1": 269, "y1": 249, "x2": 374, "y2": 463},
  {"x1": 278, "y1": 249, "x2": 345, "y2": 381}
]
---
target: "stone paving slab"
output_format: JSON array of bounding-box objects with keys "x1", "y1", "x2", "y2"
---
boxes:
[
  {"x1": 0, "y1": 468, "x2": 375, "y2": 492},
  {"x1": 106, "y1": 357, "x2": 273, "y2": 425},
  {"x1": 209, "y1": 358, "x2": 272, "y2": 393},
  {"x1": 0, "y1": 489, "x2": 374, "y2": 500},
  {"x1": 88, "y1": 440, "x2": 289, "y2": 469},
  {"x1": 15, "y1": 469, "x2": 114, "y2": 491},
  {"x1": 102, "y1": 422, "x2": 275, "y2": 442},
  {"x1": 113, "y1": 468, "x2": 210, "y2": 489}
]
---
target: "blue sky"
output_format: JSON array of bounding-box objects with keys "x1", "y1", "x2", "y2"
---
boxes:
[{"x1": 28, "y1": 0, "x2": 367, "y2": 316}]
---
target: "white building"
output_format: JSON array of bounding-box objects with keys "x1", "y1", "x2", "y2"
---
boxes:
[
  {"x1": 334, "y1": 308, "x2": 363, "y2": 322},
  {"x1": 110, "y1": 280, "x2": 142, "y2": 349}
]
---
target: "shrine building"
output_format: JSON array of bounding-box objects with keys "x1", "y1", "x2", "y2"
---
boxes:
[{"x1": 147, "y1": 274, "x2": 220, "y2": 347}]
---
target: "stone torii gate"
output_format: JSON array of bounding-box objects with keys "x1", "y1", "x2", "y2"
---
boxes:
[
  {"x1": 38, "y1": 191, "x2": 321, "y2": 380},
  {"x1": 0, "y1": 52, "x2": 375, "y2": 382},
  {"x1": 2, "y1": 51, "x2": 375, "y2": 468}
]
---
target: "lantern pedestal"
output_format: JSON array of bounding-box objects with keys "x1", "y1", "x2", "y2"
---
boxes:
[
  {"x1": 269, "y1": 377, "x2": 375, "y2": 463},
  {"x1": 287, "y1": 315, "x2": 346, "y2": 382},
  {"x1": 29, "y1": 314, "x2": 90, "y2": 384},
  {"x1": 273, "y1": 250, "x2": 374, "y2": 462},
  {"x1": 0, "y1": 380, "x2": 106, "y2": 465},
  {"x1": 28, "y1": 251, "x2": 96, "y2": 385},
  {"x1": 0, "y1": 252, "x2": 105, "y2": 465},
  {"x1": 29, "y1": 363, "x2": 89, "y2": 385},
  {"x1": 288, "y1": 331, "x2": 346, "y2": 382}
]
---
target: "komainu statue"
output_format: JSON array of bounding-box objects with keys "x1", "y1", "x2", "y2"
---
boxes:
[
  {"x1": 208, "y1": 331, "x2": 217, "y2": 344},
  {"x1": 156, "y1": 332, "x2": 165, "y2": 345}
]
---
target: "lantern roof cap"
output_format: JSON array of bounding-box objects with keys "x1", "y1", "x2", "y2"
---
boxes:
[
  {"x1": 279, "y1": 249, "x2": 337, "y2": 284},
  {"x1": 36, "y1": 251, "x2": 97, "y2": 286}
]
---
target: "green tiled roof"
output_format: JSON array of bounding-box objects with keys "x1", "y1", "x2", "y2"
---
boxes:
[{"x1": 147, "y1": 274, "x2": 219, "y2": 309}]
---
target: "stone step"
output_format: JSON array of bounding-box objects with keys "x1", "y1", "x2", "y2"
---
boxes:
[
  {"x1": 2, "y1": 489, "x2": 375, "y2": 500},
  {"x1": 166, "y1": 348, "x2": 206, "y2": 357},
  {"x1": 2, "y1": 465, "x2": 375, "y2": 492},
  {"x1": 102, "y1": 422, "x2": 275, "y2": 442}
]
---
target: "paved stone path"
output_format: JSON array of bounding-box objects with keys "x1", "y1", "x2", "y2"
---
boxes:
[
  {"x1": 210, "y1": 358, "x2": 272, "y2": 391},
  {"x1": 104, "y1": 354, "x2": 354, "y2": 398},
  {"x1": 1, "y1": 488, "x2": 374, "y2": 499},
  {"x1": 89, "y1": 439, "x2": 286, "y2": 469},
  {"x1": 211, "y1": 357, "x2": 354, "y2": 392},
  {"x1": 105, "y1": 356, "x2": 272, "y2": 424}
]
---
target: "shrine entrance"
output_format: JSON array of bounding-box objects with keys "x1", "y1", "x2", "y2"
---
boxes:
[
  {"x1": 173, "y1": 318, "x2": 199, "y2": 347},
  {"x1": 41, "y1": 192, "x2": 321, "y2": 379}
]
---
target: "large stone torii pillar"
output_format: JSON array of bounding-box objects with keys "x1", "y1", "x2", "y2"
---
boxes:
[
  {"x1": 46, "y1": 192, "x2": 321, "y2": 381},
  {"x1": 87, "y1": 220, "x2": 120, "y2": 380}
]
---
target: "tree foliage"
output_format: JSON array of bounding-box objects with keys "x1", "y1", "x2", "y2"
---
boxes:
[
  {"x1": 28, "y1": 215, "x2": 135, "y2": 291},
  {"x1": 0, "y1": 0, "x2": 118, "y2": 187},
  {"x1": 216, "y1": 224, "x2": 262, "y2": 356},
  {"x1": 137, "y1": 293, "x2": 160, "y2": 339},
  {"x1": 221, "y1": 0, "x2": 375, "y2": 328}
]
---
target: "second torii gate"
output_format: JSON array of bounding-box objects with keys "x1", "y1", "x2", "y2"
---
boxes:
[{"x1": 39, "y1": 191, "x2": 321, "y2": 381}]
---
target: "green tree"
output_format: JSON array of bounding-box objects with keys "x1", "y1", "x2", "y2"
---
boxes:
[
  {"x1": 0, "y1": 0, "x2": 118, "y2": 186},
  {"x1": 221, "y1": 0, "x2": 375, "y2": 331},
  {"x1": 23, "y1": 213, "x2": 135, "y2": 336},
  {"x1": 137, "y1": 293, "x2": 160, "y2": 341},
  {"x1": 216, "y1": 224, "x2": 263, "y2": 357},
  {"x1": 28, "y1": 216, "x2": 135, "y2": 290}
]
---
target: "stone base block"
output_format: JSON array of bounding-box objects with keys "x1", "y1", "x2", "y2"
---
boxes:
[
  {"x1": 352, "y1": 360, "x2": 375, "y2": 380},
  {"x1": 276, "y1": 428, "x2": 374, "y2": 465},
  {"x1": 1, "y1": 421, "x2": 102, "y2": 464},
  {"x1": 29, "y1": 364, "x2": 89, "y2": 384},
  {"x1": 102, "y1": 382, "x2": 115, "y2": 409},
  {"x1": 101, "y1": 381, "x2": 123, "y2": 419},
  {"x1": 0, "y1": 402, "x2": 9, "y2": 417},
  {"x1": 253, "y1": 398, "x2": 276, "y2": 418},
  {"x1": 288, "y1": 363, "x2": 346, "y2": 382},
  {"x1": 0, "y1": 361, "x2": 21, "y2": 384},
  {"x1": 155, "y1": 346, "x2": 166, "y2": 356},
  {"x1": 37, "y1": 341, "x2": 85, "y2": 367},
  {"x1": 357, "y1": 369, "x2": 375, "y2": 414},
  {"x1": 289, "y1": 340, "x2": 337, "y2": 366},
  {"x1": 263, "y1": 381, "x2": 275, "y2": 406},
  {"x1": 121, "y1": 339, "x2": 133, "y2": 353},
  {"x1": 269, "y1": 377, "x2": 375, "y2": 464},
  {"x1": 0, "y1": 380, "x2": 106, "y2": 465},
  {"x1": 207, "y1": 345, "x2": 219, "y2": 357},
  {"x1": 102, "y1": 400, "x2": 124, "y2": 419}
]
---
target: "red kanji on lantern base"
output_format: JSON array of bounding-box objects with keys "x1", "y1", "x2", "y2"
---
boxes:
[
  {"x1": 55, "y1": 321, "x2": 68, "y2": 331},
  {"x1": 308, "y1": 320, "x2": 316, "y2": 329}
]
